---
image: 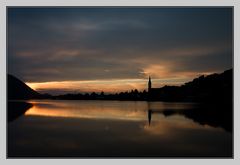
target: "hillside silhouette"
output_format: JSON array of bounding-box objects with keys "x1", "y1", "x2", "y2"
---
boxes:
[
  {"x1": 7, "y1": 69, "x2": 233, "y2": 103},
  {"x1": 53, "y1": 69, "x2": 233, "y2": 104},
  {"x1": 150, "y1": 69, "x2": 233, "y2": 103},
  {"x1": 8, "y1": 74, "x2": 40, "y2": 100}
]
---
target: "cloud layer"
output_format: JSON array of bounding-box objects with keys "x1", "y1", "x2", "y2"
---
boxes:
[{"x1": 8, "y1": 8, "x2": 232, "y2": 93}]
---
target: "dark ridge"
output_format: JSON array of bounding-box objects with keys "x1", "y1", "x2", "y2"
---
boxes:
[
  {"x1": 8, "y1": 74, "x2": 40, "y2": 100},
  {"x1": 53, "y1": 69, "x2": 233, "y2": 104},
  {"x1": 147, "y1": 68, "x2": 233, "y2": 103},
  {"x1": 7, "y1": 69, "x2": 232, "y2": 103}
]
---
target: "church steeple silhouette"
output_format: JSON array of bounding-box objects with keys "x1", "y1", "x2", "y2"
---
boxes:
[{"x1": 148, "y1": 76, "x2": 151, "y2": 93}]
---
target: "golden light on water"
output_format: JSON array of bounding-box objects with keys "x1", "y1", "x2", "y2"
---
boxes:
[
  {"x1": 25, "y1": 100, "x2": 148, "y2": 121},
  {"x1": 24, "y1": 100, "x2": 220, "y2": 135}
]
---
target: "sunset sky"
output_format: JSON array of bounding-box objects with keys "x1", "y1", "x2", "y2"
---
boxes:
[{"x1": 8, "y1": 8, "x2": 232, "y2": 95}]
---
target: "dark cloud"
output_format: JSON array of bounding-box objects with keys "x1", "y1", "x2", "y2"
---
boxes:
[{"x1": 8, "y1": 8, "x2": 232, "y2": 82}]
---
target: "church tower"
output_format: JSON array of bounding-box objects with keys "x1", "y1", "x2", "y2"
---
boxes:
[{"x1": 148, "y1": 76, "x2": 152, "y2": 93}]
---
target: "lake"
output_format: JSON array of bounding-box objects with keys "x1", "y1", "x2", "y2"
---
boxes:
[{"x1": 8, "y1": 100, "x2": 232, "y2": 157}]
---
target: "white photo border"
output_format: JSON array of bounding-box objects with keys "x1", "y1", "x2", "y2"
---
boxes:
[{"x1": 0, "y1": 0, "x2": 239, "y2": 164}]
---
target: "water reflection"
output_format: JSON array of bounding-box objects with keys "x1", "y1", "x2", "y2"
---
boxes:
[
  {"x1": 25, "y1": 100, "x2": 149, "y2": 121},
  {"x1": 24, "y1": 100, "x2": 231, "y2": 132},
  {"x1": 8, "y1": 100, "x2": 232, "y2": 157},
  {"x1": 143, "y1": 115, "x2": 219, "y2": 136},
  {"x1": 8, "y1": 101, "x2": 33, "y2": 122},
  {"x1": 25, "y1": 100, "x2": 196, "y2": 122}
]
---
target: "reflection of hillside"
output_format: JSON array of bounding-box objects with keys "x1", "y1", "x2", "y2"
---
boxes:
[
  {"x1": 180, "y1": 103, "x2": 232, "y2": 132},
  {"x1": 148, "y1": 103, "x2": 232, "y2": 132},
  {"x1": 8, "y1": 102, "x2": 33, "y2": 122}
]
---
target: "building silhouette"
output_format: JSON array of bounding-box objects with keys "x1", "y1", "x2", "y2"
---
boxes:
[
  {"x1": 148, "y1": 76, "x2": 162, "y2": 100},
  {"x1": 148, "y1": 76, "x2": 151, "y2": 92}
]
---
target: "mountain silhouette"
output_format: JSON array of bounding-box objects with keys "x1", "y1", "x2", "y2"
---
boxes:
[
  {"x1": 7, "y1": 69, "x2": 232, "y2": 102},
  {"x1": 148, "y1": 69, "x2": 232, "y2": 103},
  {"x1": 53, "y1": 69, "x2": 233, "y2": 103},
  {"x1": 8, "y1": 74, "x2": 40, "y2": 100},
  {"x1": 180, "y1": 68, "x2": 233, "y2": 103}
]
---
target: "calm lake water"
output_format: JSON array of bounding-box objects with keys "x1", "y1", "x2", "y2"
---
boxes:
[{"x1": 8, "y1": 100, "x2": 232, "y2": 157}]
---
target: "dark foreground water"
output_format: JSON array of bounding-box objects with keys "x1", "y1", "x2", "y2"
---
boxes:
[{"x1": 8, "y1": 100, "x2": 232, "y2": 157}]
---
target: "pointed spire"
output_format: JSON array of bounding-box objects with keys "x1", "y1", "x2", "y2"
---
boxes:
[
  {"x1": 148, "y1": 75, "x2": 151, "y2": 92},
  {"x1": 148, "y1": 76, "x2": 151, "y2": 82}
]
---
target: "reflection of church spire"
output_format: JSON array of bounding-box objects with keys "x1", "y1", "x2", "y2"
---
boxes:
[
  {"x1": 148, "y1": 109, "x2": 152, "y2": 126},
  {"x1": 148, "y1": 76, "x2": 151, "y2": 93}
]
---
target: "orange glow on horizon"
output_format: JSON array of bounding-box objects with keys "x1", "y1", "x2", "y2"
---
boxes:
[
  {"x1": 26, "y1": 70, "x2": 215, "y2": 94},
  {"x1": 26, "y1": 79, "x2": 148, "y2": 94},
  {"x1": 26, "y1": 78, "x2": 189, "y2": 94}
]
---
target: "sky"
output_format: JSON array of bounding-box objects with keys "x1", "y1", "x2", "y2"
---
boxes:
[{"x1": 8, "y1": 8, "x2": 233, "y2": 95}]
